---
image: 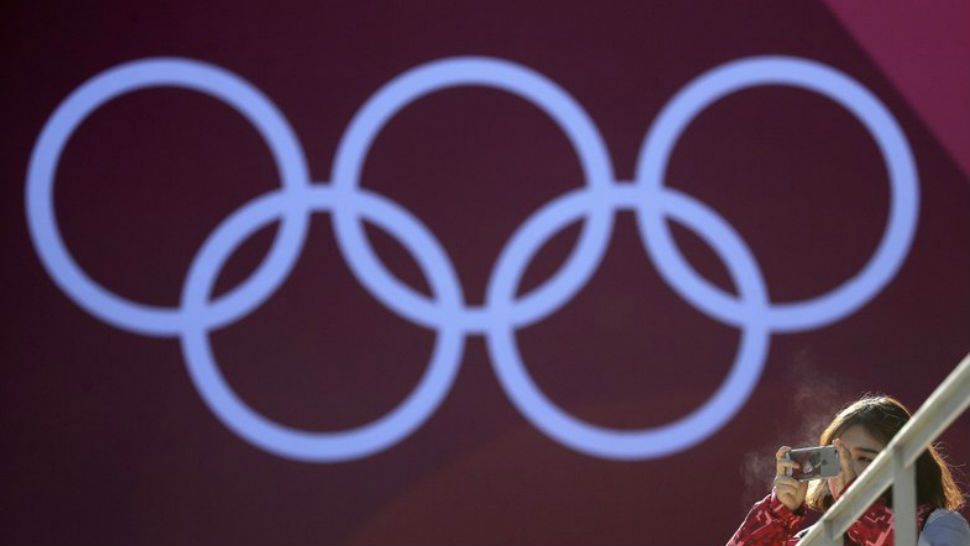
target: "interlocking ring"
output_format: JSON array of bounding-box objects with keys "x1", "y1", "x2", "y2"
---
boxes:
[{"x1": 26, "y1": 55, "x2": 918, "y2": 462}]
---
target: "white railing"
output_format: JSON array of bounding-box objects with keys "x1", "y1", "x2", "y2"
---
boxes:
[{"x1": 798, "y1": 352, "x2": 970, "y2": 546}]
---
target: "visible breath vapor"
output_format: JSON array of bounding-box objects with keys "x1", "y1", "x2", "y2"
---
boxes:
[{"x1": 788, "y1": 347, "x2": 852, "y2": 447}]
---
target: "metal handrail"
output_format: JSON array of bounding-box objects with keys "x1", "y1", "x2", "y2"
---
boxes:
[{"x1": 798, "y1": 352, "x2": 970, "y2": 546}]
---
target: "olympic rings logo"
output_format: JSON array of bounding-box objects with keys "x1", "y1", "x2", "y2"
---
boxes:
[{"x1": 26, "y1": 55, "x2": 918, "y2": 462}]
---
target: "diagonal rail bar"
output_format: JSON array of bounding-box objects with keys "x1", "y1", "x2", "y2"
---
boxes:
[{"x1": 798, "y1": 352, "x2": 970, "y2": 546}]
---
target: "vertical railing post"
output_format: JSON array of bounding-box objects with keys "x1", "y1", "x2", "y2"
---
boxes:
[
  {"x1": 892, "y1": 445, "x2": 917, "y2": 546},
  {"x1": 818, "y1": 519, "x2": 841, "y2": 546}
]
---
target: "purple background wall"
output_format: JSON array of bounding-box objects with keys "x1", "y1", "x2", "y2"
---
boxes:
[{"x1": 2, "y1": 2, "x2": 968, "y2": 544}]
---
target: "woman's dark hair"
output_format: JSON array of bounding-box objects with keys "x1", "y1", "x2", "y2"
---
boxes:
[{"x1": 805, "y1": 395, "x2": 965, "y2": 512}]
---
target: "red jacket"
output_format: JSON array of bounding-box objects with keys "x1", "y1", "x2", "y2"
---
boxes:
[{"x1": 726, "y1": 490, "x2": 933, "y2": 546}]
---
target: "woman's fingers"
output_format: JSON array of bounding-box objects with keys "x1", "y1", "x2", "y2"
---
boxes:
[
  {"x1": 834, "y1": 439, "x2": 854, "y2": 481},
  {"x1": 774, "y1": 475, "x2": 807, "y2": 512},
  {"x1": 777, "y1": 460, "x2": 799, "y2": 470},
  {"x1": 775, "y1": 446, "x2": 798, "y2": 476},
  {"x1": 773, "y1": 456, "x2": 808, "y2": 512}
]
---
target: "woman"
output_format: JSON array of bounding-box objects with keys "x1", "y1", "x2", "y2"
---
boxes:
[{"x1": 726, "y1": 395, "x2": 969, "y2": 545}]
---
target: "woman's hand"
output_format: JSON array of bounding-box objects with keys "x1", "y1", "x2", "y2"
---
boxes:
[
  {"x1": 774, "y1": 446, "x2": 808, "y2": 513},
  {"x1": 827, "y1": 439, "x2": 857, "y2": 499}
]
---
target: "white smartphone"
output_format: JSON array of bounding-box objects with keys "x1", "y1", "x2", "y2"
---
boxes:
[{"x1": 785, "y1": 446, "x2": 840, "y2": 481}]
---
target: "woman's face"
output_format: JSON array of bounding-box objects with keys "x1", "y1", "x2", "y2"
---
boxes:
[{"x1": 827, "y1": 423, "x2": 886, "y2": 494}]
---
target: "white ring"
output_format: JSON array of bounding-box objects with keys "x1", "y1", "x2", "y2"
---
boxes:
[
  {"x1": 25, "y1": 57, "x2": 311, "y2": 336},
  {"x1": 634, "y1": 56, "x2": 918, "y2": 332}
]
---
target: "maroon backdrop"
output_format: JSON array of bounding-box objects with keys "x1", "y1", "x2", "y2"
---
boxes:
[{"x1": 2, "y1": 2, "x2": 968, "y2": 545}]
